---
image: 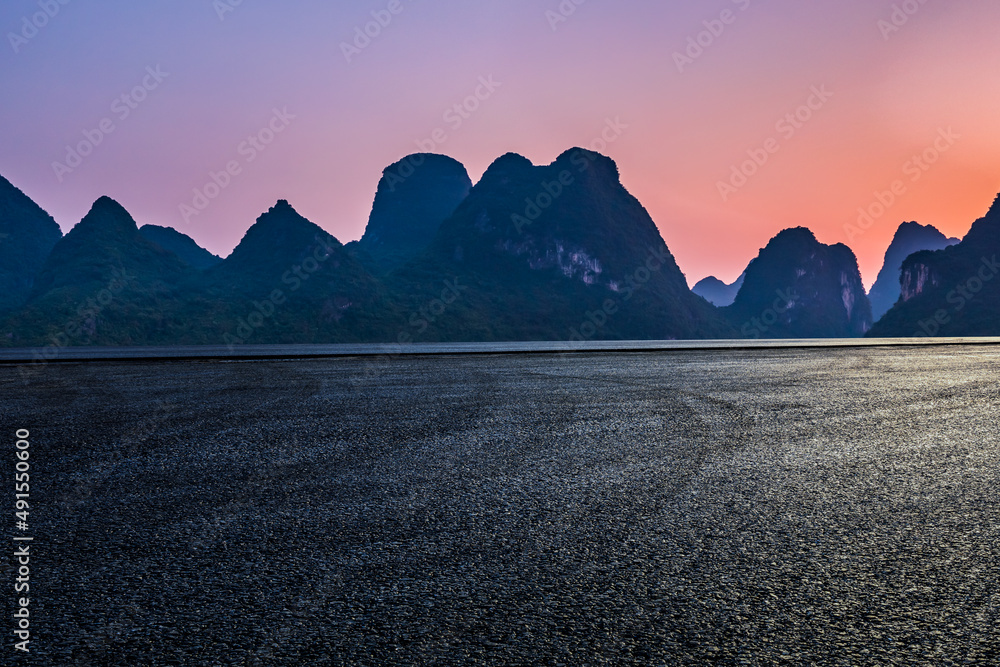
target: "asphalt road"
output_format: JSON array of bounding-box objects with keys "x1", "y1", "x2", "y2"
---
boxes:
[{"x1": 2, "y1": 346, "x2": 999, "y2": 665}]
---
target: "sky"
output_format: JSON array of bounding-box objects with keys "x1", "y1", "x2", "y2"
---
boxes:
[{"x1": 2, "y1": 0, "x2": 999, "y2": 290}]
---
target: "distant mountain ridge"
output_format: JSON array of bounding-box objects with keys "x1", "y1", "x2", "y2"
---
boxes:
[
  {"x1": 384, "y1": 148, "x2": 734, "y2": 341},
  {"x1": 693, "y1": 273, "x2": 744, "y2": 307},
  {"x1": 869, "y1": 196, "x2": 1000, "y2": 337},
  {"x1": 1, "y1": 159, "x2": 997, "y2": 346},
  {"x1": 139, "y1": 224, "x2": 222, "y2": 270},
  {"x1": 192, "y1": 199, "x2": 396, "y2": 345},
  {"x1": 0, "y1": 175, "x2": 63, "y2": 313},
  {"x1": 356, "y1": 154, "x2": 472, "y2": 272},
  {"x1": 723, "y1": 227, "x2": 872, "y2": 338},
  {"x1": 867, "y1": 222, "x2": 958, "y2": 320},
  {"x1": 8, "y1": 196, "x2": 193, "y2": 346}
]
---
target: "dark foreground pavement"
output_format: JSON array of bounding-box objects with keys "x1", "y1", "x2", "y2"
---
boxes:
[{"x1": 2, "y1": 346, "x2": 999, "y2": 665}]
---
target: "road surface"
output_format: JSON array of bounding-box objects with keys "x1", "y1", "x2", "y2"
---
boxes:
[{"x1": 2, "y1": 345, "x2": 998, "y2": 664}]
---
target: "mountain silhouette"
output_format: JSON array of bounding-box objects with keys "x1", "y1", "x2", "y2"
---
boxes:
[
  {"x1": 139, "y1": 224, "x2": 223, "y2": 270},
  {"x1": 867, "y1": 222, "x2": 958, "y2": 320},
  {"x1": 386, "y1": 148, "x2": 734, "y2": 341},
  {"x1": 5, "y1": 151, "x2": 993, "y2": 347},
  {"x1": 194, "y1": 200, "x2": 396, "y2": 345},
  {"x1": 723, "y1": 227, "x2": 872, "y2": 338},
  {"x1": 4, "y1": 196, "x2": 193, "y2": 346},
  {"x1": 356, "y1": 154, "x2": 472, "y2": 272},
  {"x1": 693, "y1": 273, "x2": 745, "y2": 307},
  {"x1": 868, "y1": 194, "x2": 1000, "y2": 337},
  {"x1": 0, "y1": 174, "x2": 63, "y2": 314}
]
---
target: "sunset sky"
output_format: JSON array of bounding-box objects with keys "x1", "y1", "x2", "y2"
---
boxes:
[{"x1": 2, "y1": 0, "x2": 999, "y2": 289}]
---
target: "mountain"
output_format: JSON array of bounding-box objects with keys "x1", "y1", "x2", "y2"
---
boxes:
[
  {"x1": 356, "y1": 154, "x2": 472, "y2": 272},
  {"x1": 139, "y1": 224, "x2": 223, "y2": 270},
  {"x1": 868, "y1": 194, "x2": 1000, "y2": 337},
  {"x1": 193, "y1": 200, "x2": 397, "y2": 345},
  {"x1": 19, "y1": 149, "x2": 985, "y2": 347},
  {"x1": 2, "y1": 198, "x2": 398, "y2": 347},
  {"x1": 0, "y1": 174, "x2": 63, "y2": 313},
  {"x1": 693, "y1": 273, "x2": 744, "y2": 307},
  {"x1": 867, "y1": 222, "x2": 959, "y2": 320},
  {"x1": 3, "y1": 196, "x2": 193, "y2": 346},
  {"x1": 386, "y1": 149, "x2": 734, "y2": 341},
  {"x1": 723, "y1": 227, "x2": 872, "y2": 338}
]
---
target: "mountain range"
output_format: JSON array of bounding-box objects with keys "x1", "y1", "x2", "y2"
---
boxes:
[
  {"x1": 1, "y1": 152, "x2": 997, "y2": 347},
  {"x1": 354, "y1": 153, "x2": 472, "y2": 273},
  {"x1": 867, "y1": 222, "x2": 959, "y2": 320},
  {"x1": 0, "y1": 174, "x2": 62, "y2": 314},
  {"x1": 380, "y1": 149, "x2": 733, "y2": 342},
  {"x1": 868, "y1": 196, "x2": 1000, "y2": 337},
  {"x1": 692, "y1": 274, "x2": 744, "y2": 308},
  {"x1": 722, "y1": 227, "x2": 872, "y2": 338},
  {"x1": 138, "y1": 224, "x2": 223, "y2": 270}
]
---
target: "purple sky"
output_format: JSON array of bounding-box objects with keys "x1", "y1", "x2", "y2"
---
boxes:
[{"x1": 3, "y1": 0, "x2": 1000, "y2": 288}]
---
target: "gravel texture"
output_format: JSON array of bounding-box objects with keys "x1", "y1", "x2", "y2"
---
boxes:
[{"x1": 2, "y1": 346, "x2": 999, "y2": 665}]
